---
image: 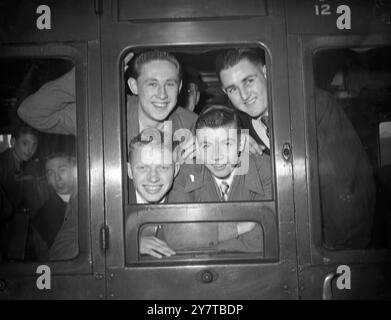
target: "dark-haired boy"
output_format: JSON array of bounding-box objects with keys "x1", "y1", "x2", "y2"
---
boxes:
[{"x1": 168, "y1": 105, "x2": 272, "y2": 253}]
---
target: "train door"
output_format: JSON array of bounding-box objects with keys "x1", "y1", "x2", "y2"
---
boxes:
[
  {"x1": 0, "y1": 1, "x2": 105, "y2": 299},
  {"x1": 101, "y1": 0, "x2": 298, "y2": 299},
  {"x1": 286, "y1": 1, "x2": 391, "y2": 299}
]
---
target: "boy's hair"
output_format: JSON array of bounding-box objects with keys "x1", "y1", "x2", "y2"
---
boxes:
[
  {"x1": 195, "y1": 104, "x2": 242, "y2": 132},
  {"x1": 215, "y1": 48, "x2": 265, "y2": 77},
  {"x1": 45, "y1": 152, "x2": 76, "y2": 167},
  {"x1": 128, "y1": 128, "x2": 178, "y2": 162},
  {"x1": 11, "y1": 123, "x2": 39, "y2": 141},
  {"x1": 127, "y1": 50, "x2": 182, "y2": 81}
]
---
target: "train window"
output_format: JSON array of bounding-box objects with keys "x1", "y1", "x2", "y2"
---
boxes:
[
  {"x1": 312, "y1": 46, "x2": 391, "y2": 250},
  {"x1": 123, "y1": 46, "x2": 276, "y2": 262},
  {"x1": 0, "y1": 58, "x2": 79, "y2": 263}
]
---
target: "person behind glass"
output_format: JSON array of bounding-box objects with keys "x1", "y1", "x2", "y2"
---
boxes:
[
  {"x1": 127, "y1": 129, "x2": 179, "y2": 259},
  {"x1": 177, "y1": 66, "x2": 207, "y2": 113},
  {"x1": 0, "y1": 124, "x2": 38, "y2": 259},
  {"x1": 168, "y1": 105, "x2": 272, "y2": 253},
  {"x1": 31, "y1": 153, "x2": 78, "y2": 261},
  {"x1": 216, "y1": 48, "x2": 376, "y2": 249}
]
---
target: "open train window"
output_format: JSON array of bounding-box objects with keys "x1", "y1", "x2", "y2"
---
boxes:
[
  {"x1": 121, "y1": 45, "x2": 277, "y2": 263},
  {"x1": 312, "y1": 46, "x2": 391, "y2": 250},
  {"x1": 0, "y1": 58, "x2": 80, "y2": 264}
]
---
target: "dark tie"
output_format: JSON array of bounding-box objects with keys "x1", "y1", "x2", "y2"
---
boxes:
[
  {"x1": 220, "y1": 181, "x2": 229, "y2": 201},
  {"x1": 260, "y1": 115, "x2": 270, "y2": 138}
]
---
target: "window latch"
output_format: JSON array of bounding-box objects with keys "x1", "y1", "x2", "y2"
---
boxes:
[{"x1": 100, "y1": 225, "x2": 109, "y2": 251}]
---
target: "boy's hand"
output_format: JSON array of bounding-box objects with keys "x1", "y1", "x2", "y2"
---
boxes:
[
  {"x1": 236, "y1": 222, "x2": 256, "y2": 235},
  {"x1": 244, "y1": 134, "x2": 265, "y2": 155},
  {"x1": 140, "y1": 236, "x2": 176, "y2": 259}
]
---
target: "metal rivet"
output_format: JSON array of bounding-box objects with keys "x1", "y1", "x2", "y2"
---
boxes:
[{"x1": 201, "y1": 270, "x2": 214, "y2": 283}]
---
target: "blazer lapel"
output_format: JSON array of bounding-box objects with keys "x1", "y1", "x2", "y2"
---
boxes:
[{"x1": 184, "y1": 166, "x2": 221, "y2": 202}]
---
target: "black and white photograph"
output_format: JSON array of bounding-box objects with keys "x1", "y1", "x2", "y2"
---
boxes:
[{"x1": 0, "y1": 0, "x2": 390, "y2": 304}]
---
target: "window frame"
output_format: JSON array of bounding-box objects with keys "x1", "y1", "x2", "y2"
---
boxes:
[
  {"x1": 121, "y1": 43, "x2": 279, "y2": 264},
  {"x1": 0, "y1": 44, "x2": 92, "y2": 276}
]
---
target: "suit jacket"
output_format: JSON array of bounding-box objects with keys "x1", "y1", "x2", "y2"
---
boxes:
[
  {"x1": 127, "y1": 96, "x2": 197, "y2": 142},
  {"x1": 315, "y1": 89, "x2": 375, "y2": 248},
  {"x1": 0, "y1": 149, "x2": 24, "y2": 216},
  {"x1": 49, "y1": 193, "x2": 78, "y2": 261},
  {"x1": 237, "y1": 111, "x2": 270, "y2": 155},
  {"x1": 32, "y1": 191, "x2": 67, "y2": 260},
  {"x1": 166, "y1": 153, "x2": 272, "y2": 253}
]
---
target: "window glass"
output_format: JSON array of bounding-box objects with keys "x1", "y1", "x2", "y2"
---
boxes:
[
  {"x1": 123, "y1": 46, "x2": 275, "y2": 260},
  {"x1": 313, "y1": 46, "x2": 391, "y2": 250},
  {"x1": 124, "y1": 46, "x2": 273, "y2": 205},
  {"x1": 0, "y1": 59, "x2": 79, "y2": 263}
]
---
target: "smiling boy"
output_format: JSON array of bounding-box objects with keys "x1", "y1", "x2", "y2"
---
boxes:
[
  {"x1": 168, "y1": 105, "x2": 272, "y2": 253},
  {"x1": 127, "y1": 129, "x2": 179, "y2": 258}
]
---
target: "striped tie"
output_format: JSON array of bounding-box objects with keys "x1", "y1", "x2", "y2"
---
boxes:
[
  {"x1": 260, "y1": 115, "x2": 270, "y2": 138},
  {"x1": 220, "y1": 181, "x2": 229, "y2": 201}
]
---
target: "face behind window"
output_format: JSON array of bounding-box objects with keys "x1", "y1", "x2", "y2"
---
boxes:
[
  {"x1": 219, "y1": 59, "x2": 268, "y2": 119},
  {"x1": 45, "y1": 157, "x2": 77, "y2": 195},
  {"x1": 128, "y1": 143, "x2": 177, "y2": 203},
  {"x1": 128, "y1": 60, "x2": 182, "y2": 124}
]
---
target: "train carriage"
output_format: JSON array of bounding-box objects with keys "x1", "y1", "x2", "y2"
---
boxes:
[{"x1": 0, "y1": 0, "x2": 390, "y2": 299}]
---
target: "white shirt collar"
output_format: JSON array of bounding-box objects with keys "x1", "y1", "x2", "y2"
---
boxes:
[{"x1": 58, "y1": 193, "x2": 71, "y2": 203}]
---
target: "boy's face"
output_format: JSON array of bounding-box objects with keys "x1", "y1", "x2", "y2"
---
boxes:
[
  {"x1": 11, "y1": 133, "x2": 38, "y2": 162},
  {"x1": 128, "y1": 144, "x2": 178, "y2": 203},
  {"x1": 196, "y1": 125, "x2": 245, "y2": 179},
  {"x1": 46, "y1": 157, "x2": 77, "y2": 195},
  {"x1": 219, "y1": 59, "x2": 268, "y2": 119},
  {"x1": 128, "y1": 60, "x2": 182, "y2": 124}
]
